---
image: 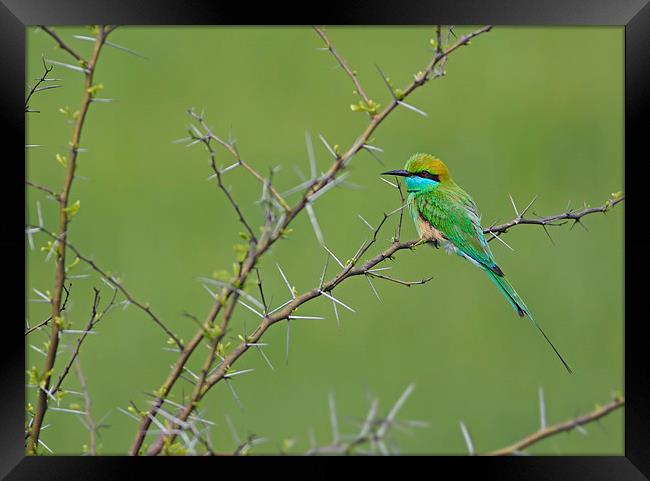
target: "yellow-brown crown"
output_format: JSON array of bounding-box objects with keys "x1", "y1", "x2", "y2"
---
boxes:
[{"x1": 404, "y1": 153, "x2": 451, "y2": 182}]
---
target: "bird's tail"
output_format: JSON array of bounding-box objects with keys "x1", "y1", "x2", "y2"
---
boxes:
[{"x1": 484, "y1": 268, "x2": 573, "y2": 374}]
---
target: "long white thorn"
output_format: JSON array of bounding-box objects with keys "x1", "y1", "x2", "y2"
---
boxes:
[
  {"x1": 306, "y1": 202, "x2": 324, "y2": 245},
  {"x1": 508, "y1": 193, "x2": 520, "y2": 218},
  {"x1": 397, "y1": 100, "x2": 428, "y2": 117},
  {"x1": 256, "y1": 345, "x2": 275, "y2": 371},
  {"x1": 322, "y1": 244, "x2": 344, "y2": 268},
  {"x1": 238, "y1": 300, "x2": 264, "y2": 318},
  {"x1": 378, "y1": 383, "x2": 415, "y2": 438},
  {"x1": 366, "y1": 275, "x2": 381, "y2": 301},
  {"x1": 539, "y1": 386, "x2": 547, "y2": 429},
  {"x1": 320, "y1": 290, "x2": 355, "y2": 313},
  {"x1": 459, "y1": 421, "x2": 475, "y2": 455},
  {"x1": 305, "y1": 131, "x2": 317, "y2": 179},
  {"x1": 331, "y1": 299, "x2": 340, "y2": 328},
  {"x1": 329, "y1": 393, "x2": 339, "y2": 444},
  {"x1": 380, "y1": 177, "x2": 398, "y2": 188},
  {"x1": 358, "y1": 214, "x2": 374, "y2": 231},
  {"x1": 277, "y1": 264, "x2": 296, "y2": 299},
  {"x1": 319, "y1": 134, "x2": 337, "y2": 158},
  {"x1": 488, "y1": 230, "x2": 515, "y2": 251},
  {"x1": 521, "y1": 195, "x2": 538, "y2": 218},
  {"x1": 319, "y1": 254, "x2": 330, "y2": 290}
]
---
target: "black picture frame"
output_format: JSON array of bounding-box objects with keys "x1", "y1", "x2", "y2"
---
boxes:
[{"x1": 4, "y1": 0, "x2": 647, "y2": 478}]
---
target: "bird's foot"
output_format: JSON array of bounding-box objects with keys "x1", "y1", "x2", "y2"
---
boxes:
[{"x1": 412, "y1": 238, "x2": 429, "y2": 248}]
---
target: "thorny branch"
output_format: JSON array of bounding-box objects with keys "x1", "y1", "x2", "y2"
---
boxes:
[
  {"x1": 486, "y1": 195, "x2": 626, "y2": 240},
  {"x1": 187, "y1": 110, "x2": 290, "y2": 212},
  {"x1": 27, "y1": 25, "x2": 113, "y2": 454},
  {"x1": 129, "y1": 25, "x2": 499, "y2": 455},
  {"x1": 484, "y1": 395, "x2": 624, "y2": 456}
]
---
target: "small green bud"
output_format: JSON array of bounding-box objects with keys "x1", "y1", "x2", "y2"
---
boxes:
[
  {"x1": 66, "y1": 256, "x2": 81, "y2": 271},
  {"x1": 86, "y1": 83, "x2": 104, "y2": 96},
  {"x1": 26, "y1": 366, "x2": 40, "y2": 385},
  {"x1": 204, "y1": 324, "x2": 222, "y2": 339},
  {"x1": 281, "y1": 438, "x2": 296, "y2": 453},
  {"x1": 63, "y1": 200, "x2": 81, "y2": 218},
  {"x1": 54, "y1": 316, "x2": 65, "y2": 329}
]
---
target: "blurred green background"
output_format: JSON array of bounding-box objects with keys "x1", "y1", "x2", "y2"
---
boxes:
[{"x1": 26, "y1": 26, "x2": 624, "y2": 455}]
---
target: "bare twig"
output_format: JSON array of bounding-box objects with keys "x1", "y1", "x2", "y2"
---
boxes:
[
  {"x1": 25, "y1": 58, "x2": 59, "y2": 113},
  {"x1": 187, "y1": 121, "x2": 258, "y2": 243},
  {"x1": 50, "y1": 287, "x2": 118, "y2": 396},
  {"x1": 39, "y1": 26, "x2": 85, "y2": 63},
  {"x1": 25, "y1": 180, "x2": 59, "y2": 199},
  {"x1": 313, "y1": 26, "x2": 372, "y2": 108}
]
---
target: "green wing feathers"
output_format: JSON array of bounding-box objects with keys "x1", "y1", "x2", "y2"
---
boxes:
[{"x1": 414, "y1": 184, "x2": 500, "y2": 273}]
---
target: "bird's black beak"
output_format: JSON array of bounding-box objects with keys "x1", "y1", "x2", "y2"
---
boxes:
[{"x1": 380, "y1": 169, "x2": 410, "y2": 177}]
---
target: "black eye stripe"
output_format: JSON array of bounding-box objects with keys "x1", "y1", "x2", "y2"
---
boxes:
[{"x1": 413, "y1": 171, "x2": 440, "y2": 182}]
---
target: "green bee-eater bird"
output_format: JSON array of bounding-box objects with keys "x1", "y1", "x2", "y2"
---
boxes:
[{"x1": 382, "y1": 153, "x2": 572, "y2": 373}]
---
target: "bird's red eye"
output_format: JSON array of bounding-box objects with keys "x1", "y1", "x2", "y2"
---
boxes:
[{"x1": 417, "y1": 171, "x2": 440, "y2": 182}]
